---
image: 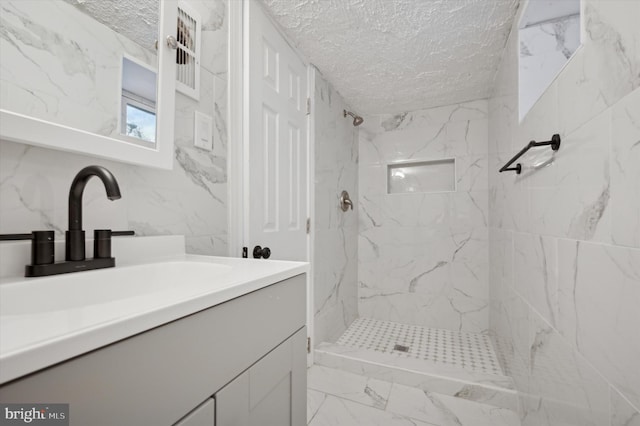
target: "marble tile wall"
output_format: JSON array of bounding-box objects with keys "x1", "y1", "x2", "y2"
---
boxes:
[
  {"x1": 488, "y1": 1, "x2": 640, "y2": 424},
  {"x1": 313, "y1": 72, "x2": 359, "y2": 345},
  {"x1": 358, "y1": 100, "x2": 490, "y2": 333},
  {"x1": 0, "y1": 0, "x2": 229, "y2": 256},
  {"x1": 307, "y1": 365, "x2": 521, "y2": 426}
]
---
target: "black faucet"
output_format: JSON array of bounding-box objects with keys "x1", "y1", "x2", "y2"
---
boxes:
[
  {"x1": 0, "y1": 166, "x2": 131, "y2": 277},
  {"x1": 66, "y1": 165, "x2": 121, "y2": 261}
]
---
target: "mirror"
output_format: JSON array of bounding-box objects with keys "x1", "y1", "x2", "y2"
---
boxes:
[
  {"x1": 0, "y1": 0, "x2": 177, "y2": 169},
  {"x1": 518, "y1": 0, "x2": 582, "y2": 121}
]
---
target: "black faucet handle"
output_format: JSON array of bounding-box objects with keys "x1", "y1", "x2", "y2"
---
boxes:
[
  {"x1": 93, "y1": 230, "x2": 134, "y2": 259},
  {"x1": 0, "y1": 233, "x2": 33, "y2": 241},
  {"x1": 0, "y1": 231, "x2": 55, "y2": 265},
  {"x1": 32, "y1": 231, "x2": 55, "y2": 265},
  {"x1": 94, "y1": 229, "x2": 112, "y2": 259}
]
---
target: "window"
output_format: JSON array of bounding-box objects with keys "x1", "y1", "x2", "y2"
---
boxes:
[
  {"x1": 121, "y1": 91, "x2": 156, "y2": 143},
  {"x1": 120, "y1": 56, "x2": 157, "y2": 145}
]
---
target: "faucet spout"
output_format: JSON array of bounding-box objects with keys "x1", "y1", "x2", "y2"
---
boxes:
[{"x1": 66, "y1": 166, "x2": 121, "y2": 261}]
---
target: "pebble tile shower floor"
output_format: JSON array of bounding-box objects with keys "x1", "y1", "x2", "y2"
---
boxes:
[{"x1": 336, "y1": 318, "x2": 503, "y2": 376}]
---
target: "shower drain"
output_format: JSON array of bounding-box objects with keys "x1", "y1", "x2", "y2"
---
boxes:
[{"x1": 393, "y1": 344, "x2": 410, "y2": 353}]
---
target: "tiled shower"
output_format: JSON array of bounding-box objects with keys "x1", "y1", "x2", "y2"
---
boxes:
[
  {"x1": 313, "y1": 95, "x2": 517, "y2": 412},
  {"x1": 311, "y1": 1, "x2": 639, "y2": 425}
]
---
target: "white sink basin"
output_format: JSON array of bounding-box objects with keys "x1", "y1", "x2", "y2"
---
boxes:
[
  {"x1": 0, "y1": 260, "x2": 233, "y2": 316},
  {"x1": 0, "y1": 246, "x2": 308, "y2": 385}
]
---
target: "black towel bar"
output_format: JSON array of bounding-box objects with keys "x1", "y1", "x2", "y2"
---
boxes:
[{"x1": 499, "y1": 134, "x2": 561, "y2": 174}]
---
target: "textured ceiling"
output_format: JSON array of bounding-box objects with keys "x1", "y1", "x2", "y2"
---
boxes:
[
  {"x1": 65, "y1": 0, "x2": 158, "y2": 50},
  {"x1": 262, "y1": 0, "x2": 520, "y2": 114}
]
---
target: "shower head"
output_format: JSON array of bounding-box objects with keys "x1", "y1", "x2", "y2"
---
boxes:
[{"x1": 343, "y1": 110, "x2": 364, "y2": 127}]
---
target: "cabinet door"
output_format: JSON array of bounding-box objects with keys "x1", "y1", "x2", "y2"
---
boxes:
[
  {"x1": 173, "y1": 398, "x2": 214, "y2": 426},
  {"x1": 215, "y1": 328, "x2": 306, "y2": 426}
]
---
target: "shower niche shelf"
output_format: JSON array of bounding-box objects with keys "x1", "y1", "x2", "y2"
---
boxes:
[{"x1": 387, "y1": 158, "x2": 456, "y2": 194}]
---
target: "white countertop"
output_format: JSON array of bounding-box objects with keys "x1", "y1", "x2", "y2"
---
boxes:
[{"x1": 0, "y1": 238, "x2": 308, "y2": 384}]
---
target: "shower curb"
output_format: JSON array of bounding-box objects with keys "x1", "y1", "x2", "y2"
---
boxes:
[{"x1": 315, "y1": 342, "x2": 518, "y2": 411}]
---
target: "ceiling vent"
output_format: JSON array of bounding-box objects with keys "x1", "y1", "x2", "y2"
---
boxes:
[{"x1": 175, "y1": 1, "x2": 201, "y2": 100}]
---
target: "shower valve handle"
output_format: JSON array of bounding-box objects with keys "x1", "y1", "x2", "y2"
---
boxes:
[{"x1": 340, "y1": 190, "x2": 354, "y2": 212}]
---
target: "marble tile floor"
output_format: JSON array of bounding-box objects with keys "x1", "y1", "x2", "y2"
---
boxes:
[{"x1": 307, "y1": 365, "x2": 521, "y2": 426}]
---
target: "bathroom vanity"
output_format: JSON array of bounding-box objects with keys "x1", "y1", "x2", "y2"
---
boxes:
[{"x1": 0, "y1": 236, "x2": 308, "y2": 426}]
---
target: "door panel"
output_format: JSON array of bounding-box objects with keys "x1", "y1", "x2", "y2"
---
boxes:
[
  {"x1": 262, "y1": 105, "x2": 279, "y2": 232},
  {"x1": 286, "y1": 123, "x2": 301, "y2": 231},
  {"x1": 247, "y1": 0, "x2": 308, "y2": 261}
]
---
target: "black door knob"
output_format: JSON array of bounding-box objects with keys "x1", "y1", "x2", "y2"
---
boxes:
[{"x1": 252, "y1": 245, "x2": 271, "y2": 259}]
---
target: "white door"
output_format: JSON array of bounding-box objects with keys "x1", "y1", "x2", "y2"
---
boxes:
[{"x1": 245, "y1": 0, "x2": 308, "y2": 262}]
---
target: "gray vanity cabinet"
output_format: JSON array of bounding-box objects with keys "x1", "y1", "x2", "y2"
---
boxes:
[
  {"x1": 0, "y1": 274, "x2": 307, "y2": 426},
  {"x1": 174, "y1": 398, "x2": 215, "y2": 426},
  {"x1": 215, "y1": 328, "x2": 306, "y2": 426}
]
